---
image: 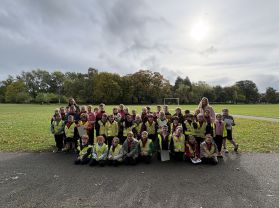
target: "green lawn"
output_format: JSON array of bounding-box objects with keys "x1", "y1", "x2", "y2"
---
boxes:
[{"x1": 0, "y1": 104, "x2": 279, "y2": 152}]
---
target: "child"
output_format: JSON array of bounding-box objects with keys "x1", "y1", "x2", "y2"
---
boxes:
[
  {"x1": 143, "y1": 114, "x2": 157, "y2": 143},
  {"x1": 133, "y1": 115, "x2": 143, "y2": 140},
  {"x1": 122, "y1": 131, "x2": 139, "y2": 165},
  {"x1": 157, "y1": 125, "x2": 172, "y2": 161},
  {"x1": 95, "y1": 103, "x2": 106, "y2": 136},
  {"x1": 87, "y1": 105, "x2": 96, "y2": 145},
  {"x1": 185, "y1": 135, "x2": 200, "y2": 164},
  {"x1": 112, "y1": 107, "x2": 122, "y2": 122},
  {"x1": 50, "y1": 113, "x2": 65, "y2": 152},
  {"x1": 138, "y1": 131, "x2": 154, "y2": 164},
  {"x1": 172, "y1": 107, "x2": 184, "y2": 124},
  {"x1": 108, "y1": 137, "x2": 123, "y2": 166},
  {"x1": 184, "y1": 110, "x2": 191, "y2": 120},
  {"x1": 60, "y1": 107, "x2": 66, "y2": 121},
  {"x1": 89, "y1": 136, "x2": 108, "y2": 167},
  {"x1": 50, "y1": 108, "x2": 60, "y2": 124},
  {"x1": 141, "y1": 107, "x2": 148, "y2": 123},
  {"x1": 170, "y1": 116, "x2": 182, "y2": 135},
  {"x1": 75, "y1": 135, "x2": 92, "y2": 165},
  {"x1": 156, "y1": 105, "x2": 162, "y2": 117},
  {"x1": 184, "y1": 114, "x2": 194, "y2": 137},
  {"x1": 157, "y1": 111, "x2": 168, "y2": 130},
  {"x1": 64, "y1": 115, "x2": 76, "y2": 152},
  {"x1": 106, "y1": 114, "x2": 119, "y2": 149},
  {"x1": 222, "y1": 109, "x2": 239, "y2": 153},
  {"x1": 118, "y1": 104, "x2": 126, "y2": 120},
  {"x1": 121, "y1": 114, "x2": 134, "y2": 144},
  {"x1": 200, "y1": 134, "x2": 218, "y2": 165},
  {"x1": 163, "y1": 105, "x2": 172, "y2": 122},
  {"x1": 170, "y1": 127, "x2": 185, "y2": 161},
  {"x1": 98, "y1": 113, "x2": 108, "y2": 143},
  {"x1": 65, "y1": 105, "x2": 80, "y2": 124},
  {"x1": 204, "y1": 109, "x2": 214, "y2": 136},
  {"x1": 131, "y1": 109, "x2": 137, "y2": 121},
  {"x1": 79, "y1": 105, "x2": 87, "y2": 116},
  {"x1": 192, "y1": 114, "x2": 207, "y2": 146},
  {"x1": 214, "y1": 114, "x2": 226, "y2": 157}
]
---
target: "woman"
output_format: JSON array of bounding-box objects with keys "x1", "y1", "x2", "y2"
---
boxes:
[{"x1": 198, "y1": 97, "x2": 215, "y2": 122}]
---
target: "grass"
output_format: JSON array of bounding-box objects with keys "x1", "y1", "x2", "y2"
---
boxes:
[{"x1": 0, "y1": 104, "x2": 279, "y2": 152}]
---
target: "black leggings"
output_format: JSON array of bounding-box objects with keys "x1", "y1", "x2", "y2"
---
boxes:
[
  {"x1": 54, "y1": 134, "x2": 64, "y2": 150},
  {"x1": 214, "y1": 135, "x2": 223, "y2": 152}
]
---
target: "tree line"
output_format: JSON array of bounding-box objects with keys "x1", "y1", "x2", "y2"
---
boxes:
[{"x1": 0, "y1": 68, "x2": 278, "y2": 104}]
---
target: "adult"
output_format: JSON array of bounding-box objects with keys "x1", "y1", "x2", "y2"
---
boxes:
[
  {"x1": 68, "y1": 98, "x2": 80, "y2": 113},
  {"x1": 198, "y1": 97, "x2": 215, "y2": 122}
]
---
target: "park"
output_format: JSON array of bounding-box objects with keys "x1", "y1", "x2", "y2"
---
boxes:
[{"x1": 1, "y1": 0, "x2": 279, "y2": 207}]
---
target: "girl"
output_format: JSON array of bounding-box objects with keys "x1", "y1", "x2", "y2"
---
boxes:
[
  {"x1": 133, "y1": 115, "x2": 143, "y2": 140},
  {"x1": 95, "y1": 103, "x2": 106, "y2": 136},
  {"x1": 79, "y1": 105, "x2": 87, "y2": 116},
  {"x1": 184, "y1": 114, "x2": 194, "y2": 137},
  {"x1": 200, "y1": 134, "x2": 218, "y2": 165},
  {"x1": 138, "y1": 131, "x2": 154, "y2": 164},
  {"x1": 89, "y1": 136, "x2": 108, "y2": 167},
  {"x1": 106, "y1": 114, "x2": 119, "y2": 149},
  {"x1": 112, "y1": 107, "x2": 122, "y2": 123},
  {"x1": 50, "y1": 113, "x2": 65, "y2": 152},
  {"x1": 98, "y1": 113, "x2": 108, "y2": 143},
  {"x1": 118, "y1": 104, "x2": 126, "y2": 120},
  {"x1": 163, "y1": 105, "x2": 172, "y2": 122},
  {"x1": 172, "y1": 107, "x2": 184, "y2": 124},
  {"x1": 192, "y1": 114, "x2": 207, "y2": 146},
  {"x1": 141, "y1": 107, "x2": 148, "y2": 123},
  {"x1": 157, "y1": 111, "x2": 168, "y2": 130},
  {"x1": 64, "y1": 115, "x2": 76, "y2": 152},
  {"x1": 87, "y1": 105, "x2": 96, "y2": 145},
  {"x1": 204, "y1": 109, "x2": 214, "y2": 136},
  {"x1": 214, "y1": 114, "x2": 226, "y2": 157},
  {"x1": 170, "y1": 127, "x2": 185, "y2": 161},
  {"x1": 131, "y1": 109, "x2": 137, "y2": 121},
  {"x1": 122, "y1": 131, "x2": 139, "y2": 165},
  {"x1": 65, "y1": 105, "x2": 80, "y2": 124},
  {"x1": 185, "y1": 135, "x2": 200, "y2": 164},
  {"x1": 170, "y1": 116, "x2": 182, "y2": 135},
  {"x1": 157, "y1": 125, "x2": 172, "y2": 161},
  {"x1": 77, "y1": 113, "x2": 93, "y2": 147},
  {"x1": 75, "y1": 135, "x2": 92, "y2": 165},
  {"x1": 121, "y1": 114, "x2": 134, "y2": 144},
  {"x1": 108, "y1": 137, "x2": 123, "y2": 167}
]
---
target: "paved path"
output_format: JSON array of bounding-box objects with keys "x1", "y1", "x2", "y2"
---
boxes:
[
  {"x1": 0, "y1": 152, "x2": 279, "y2": 208},
  {"x1": 234, "y1": 114, "x2": 279, "y2": 122}
]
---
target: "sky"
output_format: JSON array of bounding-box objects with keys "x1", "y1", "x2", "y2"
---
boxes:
[{"x1": 0, "y1": 0, "x2": 279, "y2": 92}]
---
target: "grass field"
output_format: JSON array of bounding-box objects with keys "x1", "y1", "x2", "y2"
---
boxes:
[{"x1": 0, "y1": 104, "x2": 279, "y2": 152}]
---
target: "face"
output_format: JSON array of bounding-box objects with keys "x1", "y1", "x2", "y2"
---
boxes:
[
  {"x1": 222, "y1": 110, "x2": 228, "y2": 116},
  {"x1": 69, "y1": 98, "x2": 75, "y2": 105},
  {"x1": 189, "y1": 136, "x2": 195, "y2": 144},
  {"x1": 124, "y1": 108, "x2": 129, "y2": 113},
  {"x1": 60, "y1": 108, "x2": 65, "y2": 114},
  {"x1": 142, "y1": 108, "x2": 147, "y2": 113},
  {"x1": 70, "y1": 107, "x2": 75, "y2": 113},
  {"x1": 135, "y1": 116, "x2": 141, "y2": 122},
  {"x1": 216, "y1": 115, "x2": 222, "y2": 121},
  {"x1": 112, "y1": 139, "x2": 119, "y2": 146},
  {"x1": 102, "y1": 115, "x2": 107, "y2": 121},
  {"x1": 132, "y1": 110, "x2": 136, "y2": 115},
  {"x1": 99, "y1": 105, "x2": 104, "y2": 111},
  {"x1": 141, "y1": 132, "x2": 148, "y2": 139},
  {"x1": 157, "y1": 106, "x2": 161, "y2": 111},
  {"x1": 204, "y1": 110, "x2": 210, "y2": 116},
  {"x1": 81, "y1": 116, "x2": 87, "y2": 122},
  {"x1": 94, "y1": 108, "x2": 99, "y2": 112},
  {"x1": 109, "y1": 116, "x2": 114, "y2": 122},
  {"x1": 162, "y1": 126, "x2": 168, "y2": 133},
  {"x1": 176, "y1": 109, "x2": 181, "y2": 114},
  {"x1": 127, "y1": 133, "x2": 133, "y2": 142},
  {"x1": 87, "y1": 106, "x2": 92, "y2": 112},
  {"x1": 205, "y1": 136, "x2": 212, "y2": 144},
  {"x1": 81, "y1": 137, "x2": 88, "y2": 145},
  {"x1": 173, "y1": 119, "x2": 178, "y2": 124},
  {"x1": 113, "y1": 108, "x2": 118, "y2": 113},
  {"x1": 176, "y1": 127, "x2": 182, "y2": 134},
  {"x1": 202, "y1": 98, "x2": 208, "y2": 106},
  {"x1": 159, "y1": 112, "x2": 165, "y2": 119},
  {"x1": 55, "y1": 115, "x2": 61, "y2": 120},
  {"x1": 148, "y1": 117, "x2": 154, "y2": 122},
  {"x1": 68, "y1": 116, "x2": 74, "y2": 122},
  {"x1": 127, "y1": 115, "x2": 132, "y2": 122}
]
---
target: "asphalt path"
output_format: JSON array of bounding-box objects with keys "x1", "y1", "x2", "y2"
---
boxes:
[
  {"x1": 233, "y1": 115, "x2": 279, "y2": 122},
  {"x1": 1, "y1": 152, "x2": 279, "y2": 208}
]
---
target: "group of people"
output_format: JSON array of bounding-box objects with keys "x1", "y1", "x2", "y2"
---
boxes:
[{"x1": 50, "y1": 97, "x2": 239, "y2": 166}]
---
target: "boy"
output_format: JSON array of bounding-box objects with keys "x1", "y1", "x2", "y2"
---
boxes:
[
  {"x1": 214, "y1": 114, "x2": 227, "y2": 157},
  {"x1": 138, "y1": 131, "x2": 154, "y2": 164},
  {"x1": 75, "y1": 135, "x2": 92, "y2": 165},
  {"x1": 157, "y1": 125, "x2": 172, "y2": 161},
  {"x1": 95, "y1": 103, "x2": 106, "y2": 136},
  {"x1": 133, "y1": 115, "x2": 143, "y2": 140},
  {"x1": 98, "y1": 113, "x2": 108, "y2": 143},
  {"x1": 122, "y1": 131, "x2": 139, "y2": 165},
  {"x1": 89, "y1": 136, "x2": 108, "y2": 167},
  {"x1": 87, "y1": 105, "x2": 96, "y2": 145},
  {"x1": 64, "y1": 115, "x2": 76, "y2": 152},
  {"x1": 222, "y1": 109, "x2": 239, "y2": 153},
  {"x1": 200, "y1": 134, "x2": 218, "y2": 165},
  {"x1": 143, "y1": 114, "x2": 157, "y2": 143}
]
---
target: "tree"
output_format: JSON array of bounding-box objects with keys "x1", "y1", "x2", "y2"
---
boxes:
[
  {"x1": 235, "y1": 80, "x2": 259, "y2": 103},
  {"x1": 5, "y1": 80, "x2": 31, "y2": 103},
  {"x1": 265, "y1": 87, "x2": 278, "y2": 103}
]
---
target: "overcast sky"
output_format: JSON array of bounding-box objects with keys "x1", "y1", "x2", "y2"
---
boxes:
[{"x1": 0, "y1": 0, "x2": 279, "y2": 91}]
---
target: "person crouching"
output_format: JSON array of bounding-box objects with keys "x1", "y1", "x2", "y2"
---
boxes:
[
  {"x1": 108, "y1": 137, "x2": 123, "y2": 167},
  {"x1": 75, "y1": 135, "x2": 92, "y2": 165},
  {"x1": 138, "y1": 131, "x2": 154, "y2": 164},
  {"x1": 122, "y1": 131, "x2": 139, "y2": 165},
  {"x1": 200, "y1": 134, "x2": 218, "y2": 165},
  {"x1": 89, "y1": 136, "x2": 108, "y2": 167}
]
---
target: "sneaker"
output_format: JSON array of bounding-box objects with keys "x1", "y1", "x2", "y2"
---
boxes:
[
  {"x1": 217, "y1": 152, "x2": 223, "y2": 158},
  {"x1": 53, "y1": 148, "x2": 62, "y2": 153},
  {"x1": 234, "y1": 144, "x2": 239, "y2": 152},
  {"x1": 224, "y1": 148, "x2": 229, "y2": 153}
]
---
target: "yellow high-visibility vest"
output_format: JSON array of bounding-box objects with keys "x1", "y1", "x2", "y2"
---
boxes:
[
  {"x1": 172, "y1": 134, "x2": 185, "y2": 152},
  {"x1": 78, "y1": 145, "x2": 92, "y2": 158},
  {"x1": 98, "y1": 120, "x2": 107, "y2": 135},
  {"x1": 157, "y1": 134, "x2": 171, "y2": 150},
  {"x1": 94, "y1": 144, "x2": 108, "y2": 158},
  {"x1": 145, "y1": 121, "x2": 156, "y2": 134},
  {"x1": 184, "y1": 121, "x2": 193, "y2": 135},
  {"x1": 192, "y1": 122, "x2": 207, "y2": 138},
  {"x1": 109, "y1": 144, "x2": 122, "y2": 157},
  {"x1": 65, "y1": 122, "x2": 75, "y2": 138},
  {"x1": 139, "y1": 139, "x2": 153, "y2": 155},
  {"x1": 133, "y1": 122, "x2": 143, "y2": 134},
  {"x1": 106, "y1": 121, "x2": 118, "y2": 137},
  {"x1": 52, "y1": 120, "x2": 64, "y2": 135}
]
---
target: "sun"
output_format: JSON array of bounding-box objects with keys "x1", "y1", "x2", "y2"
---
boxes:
[{"x1": 190, "y1": 21, "x2": 209, "y2": 41}]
